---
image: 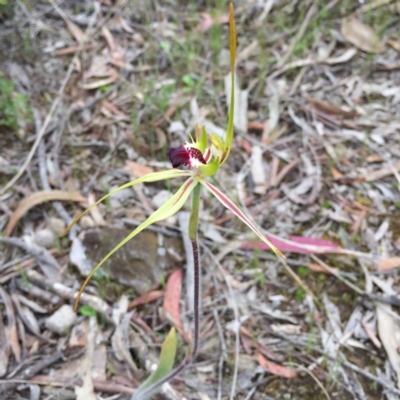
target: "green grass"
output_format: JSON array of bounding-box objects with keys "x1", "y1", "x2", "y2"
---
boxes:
[{"x1": 0, "y1": 71, "x2": 31, "y2": 132}]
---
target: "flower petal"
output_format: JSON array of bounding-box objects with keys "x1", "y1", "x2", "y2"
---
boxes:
[
  {"x1": 73, "y1": 178, "x2": 198, "y2": 310},
  {"x1": 200, "y1": 180, "x2": 284, "y2": 258},
  {"x1": 62, "y1": 169, "x2": 191, "y2": 236}
]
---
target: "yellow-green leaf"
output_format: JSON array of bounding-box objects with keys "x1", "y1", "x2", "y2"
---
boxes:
[{"x1": 133, "y1": 327, "x2": 178, "y2": 400}]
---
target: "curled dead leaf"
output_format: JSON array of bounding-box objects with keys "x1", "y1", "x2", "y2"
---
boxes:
[
  {"x1": 341, "y1": 17, "x2": 385, "y2": 53},
  {"x1": 6, "y1": 190, "x2": 87, "y2": 236}
]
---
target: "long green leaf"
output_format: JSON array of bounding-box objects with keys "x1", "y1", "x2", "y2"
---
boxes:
[{"x1": 133, "y1": 327, "x2": 178, "y2": 400}]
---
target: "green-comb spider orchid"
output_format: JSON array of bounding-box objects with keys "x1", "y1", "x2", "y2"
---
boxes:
[{"x1": 62, "y1": 4, "x2": 283, "y2": 398}]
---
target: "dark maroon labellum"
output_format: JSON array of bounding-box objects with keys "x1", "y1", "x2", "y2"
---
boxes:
[{"x1": 168, "y1": 145, "x2": 206, "y2": 169}]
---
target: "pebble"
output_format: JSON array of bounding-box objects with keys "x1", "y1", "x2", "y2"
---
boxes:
[
  {"x1": 34, "y1": 229, "x2": 55, "y2": 248},
  {"x1": 45, "y1": 305, "x2": 77, "y2": 335},
  {"x1": 80, "y1": 215, "x2": 95, "y2": 230},
  {"x1": 48, "y1": 217, "x2": 66, "y2": 235}
]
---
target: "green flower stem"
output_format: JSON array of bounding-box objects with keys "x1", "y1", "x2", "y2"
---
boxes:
[{"x1": 189, "y1": 183, "x2": 201, "y2": 240}]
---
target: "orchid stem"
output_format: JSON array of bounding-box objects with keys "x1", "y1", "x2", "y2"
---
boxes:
[
  {"x1": 189, "y1": 182, "x2": 201, "y2": 360},
  {"x1": 133, "y1": 183, "x2": 202, "y2": 400}
]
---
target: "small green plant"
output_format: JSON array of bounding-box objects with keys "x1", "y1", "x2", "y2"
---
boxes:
[
  {"x1": 79, "y1": 305, "x2": 97, "y2": 319},
  {"x1": 62, "y1": 4, "x2": 283, "y2": 399},
  {"x1": 0, "y1": 71, "x2": 30, "y2": 132}
]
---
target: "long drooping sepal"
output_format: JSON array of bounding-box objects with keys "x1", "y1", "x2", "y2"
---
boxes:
[
  {"x1": 199, "y1": 180, "x2": 284, "y2": 258},
  {"x1": 61, "y1": 169, "x2": 191, "y2": 236},
  {"x1": 220, "y1": 2, "x2": 236, "y2": 166},
  {"x1": 73, "y1": 178, "x2": 199, "y2": 311}
]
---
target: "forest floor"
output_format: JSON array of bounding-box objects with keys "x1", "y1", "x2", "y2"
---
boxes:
[{"x1": 1, "y1": 1, "x2": 400, "y2": 399}]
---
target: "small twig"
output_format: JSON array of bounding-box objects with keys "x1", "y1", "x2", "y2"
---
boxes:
[
  {"x1": 0, "y1": 237, "x2": 61, "y2": 275},
  {"x1": 213, "y1": 308, "x2": 227, "y2": 400},
  {"x1": 25, "y1": 269, "x2": 112, "y2": 321}
]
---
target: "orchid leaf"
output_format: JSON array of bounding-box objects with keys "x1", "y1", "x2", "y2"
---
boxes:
[
  {"x1": 133, "y1": 327, "x2": 178, "y2": 400},
  {"x1": 200, "y1": 179, "x2": 284, "y2": 258},
  {"x1": 62, "y1": 169, "x2": 191, "y2": 236},
  {"x1": 73, "y1": 178, "x2": 198, "y2": 310}
]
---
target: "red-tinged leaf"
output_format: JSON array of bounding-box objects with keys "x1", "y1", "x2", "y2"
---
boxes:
[
  {"x1": 257, "y1": 353, "x2": 297, "y2": 379},
  {"x1": 163, "y1": 269, "x2": 183, "y2": 331},
  {"x1": 244, "y1": 235, "x2": 340, "y2": 255},
  {"x1": 128, "y1": 290, "x2": 164, "y2": 310}
]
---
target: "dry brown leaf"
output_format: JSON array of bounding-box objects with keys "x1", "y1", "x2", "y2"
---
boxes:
[
  {"x1": 56, "y1": 44, "x2": 95, "y2": 56},
  {"x1": 65, "y1": 19, "x2": 85, "y2": 43},
  {"x1": 257, "y1": 353, "x2": 297, "y2": 379},
  {"x1": 341, "y1": 17, "x2": 385, "y2": 53},
  {"x1": 101, "y1": 26, "x2": 116, "y2": 52},
  {"x1": 378, "y1": 257, "x2": 400, "y2": 271},
  {"x1": 101, "y1": 101, "x2": 129, "y2": 119},
  {"x1": 80, "y1": 69, "x2": 119, "y2": 90},
  {"x1": 331, "y1": 167, "x2": 344, "y2": 180},
  {"x1": 307, "y1": 97, "x2": 357, "y2": 117},
  {"x1": 366, "y1": 154, "x2": 383, "y2": 163},
  {"x1": 364, "y1": 160, "x2": 400, "y2": 181},
  {"x1": 388, "y1": 39, "x2": 400, "y2": 53},
  {"x1": 123, "y1": 161, "x2": 154, "y2": 178},
  {"x1": 6, "y1": 190, "x2": 87, "y2": 236},
  {"x1": 50, "y1": 0, "x2": 85, "y2": 43},
  {"x1": 128, "y1": 290, "x2": 164, "y2": 309},
  {"x1": 163, "y1": 269, "x2": 183, "y2": 332}
]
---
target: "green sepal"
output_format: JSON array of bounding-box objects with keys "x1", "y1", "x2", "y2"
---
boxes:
[{"x1": 197, "y1": 158, "x2": 220, "y2": 178}]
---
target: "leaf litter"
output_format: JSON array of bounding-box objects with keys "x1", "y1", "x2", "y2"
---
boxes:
[{"x1": 1, "y1": 0, "x2": 400, "y2": 398}]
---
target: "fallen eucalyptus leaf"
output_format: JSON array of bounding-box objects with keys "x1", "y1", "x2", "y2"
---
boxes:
[{"x1": 341, "y1": 17, "x2": 385, "y2": 53}]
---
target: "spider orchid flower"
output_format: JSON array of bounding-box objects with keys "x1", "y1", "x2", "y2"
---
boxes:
[{"x1": 62, "y1": 4, "x2": 283, "y2": 312}]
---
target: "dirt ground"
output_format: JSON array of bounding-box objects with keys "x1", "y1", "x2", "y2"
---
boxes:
[{"x1": 1, "y1": 0, "x2": 400, "y2": 399}]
